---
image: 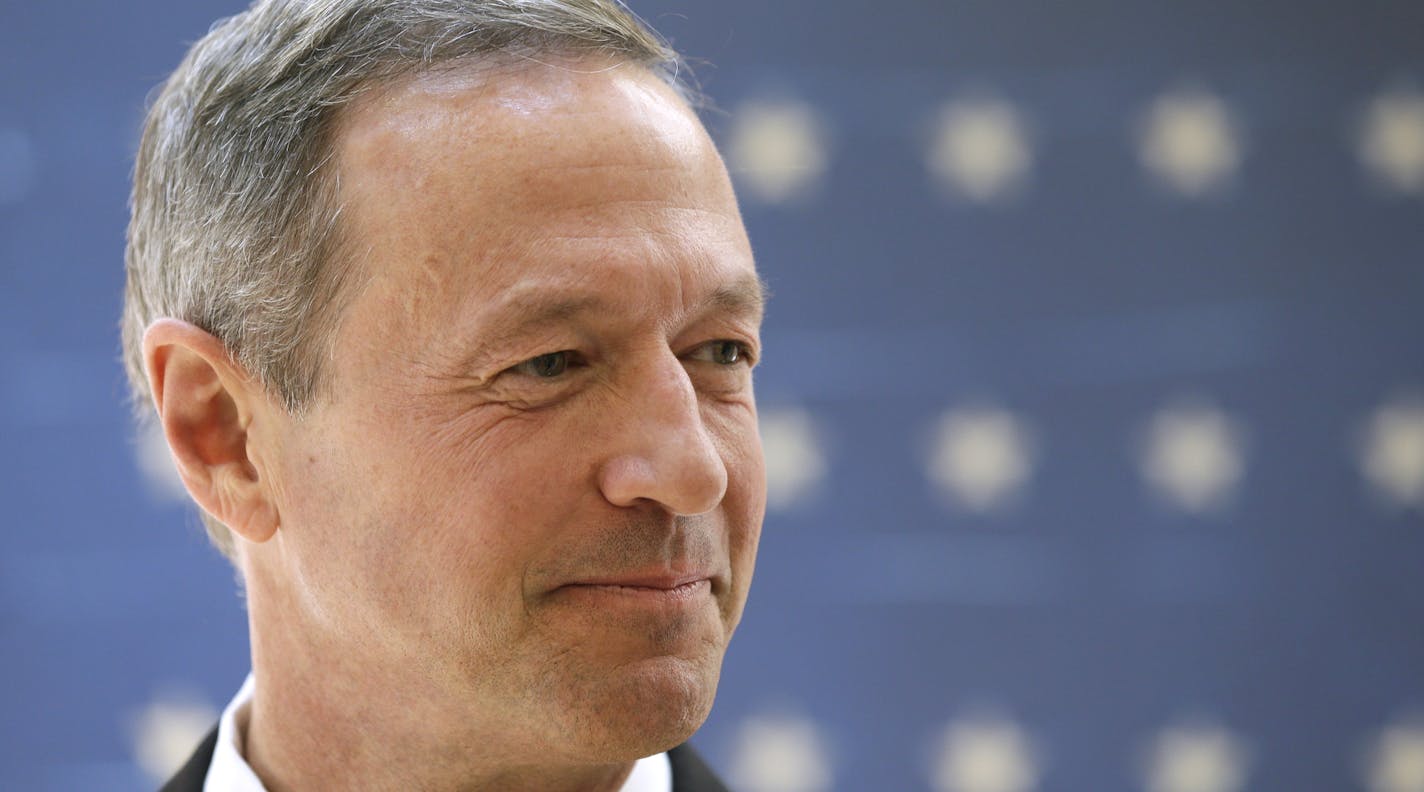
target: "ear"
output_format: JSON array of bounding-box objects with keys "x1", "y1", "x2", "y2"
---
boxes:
[{"x1": 142, "y1": 318, "x2": 281, "y2": 544}]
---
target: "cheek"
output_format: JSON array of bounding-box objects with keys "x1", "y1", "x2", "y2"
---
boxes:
[
  {"x1": 268, "y1": 416, "x2": 519, "y2": 634},
  {"x1": 706, "y1": 400, "x2": 766, "y2": 512},
  {"x1": 384, "y1": 406, "x2": 596, "y2": 591},
  {"x1": 709, "y1": 403, "x2": 765, "y2": 581}
]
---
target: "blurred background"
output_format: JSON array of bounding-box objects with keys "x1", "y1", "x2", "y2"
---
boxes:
[{"x1": 2, "y1": 1, "x2": 1423, "y2": 790}]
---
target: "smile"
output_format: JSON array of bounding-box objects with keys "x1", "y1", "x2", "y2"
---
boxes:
[{"x1": 555, "y1": 578, "x2": 713, "y2": 606}]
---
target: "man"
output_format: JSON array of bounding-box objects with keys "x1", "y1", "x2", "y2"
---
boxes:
[{"x1": 123, "y1": 1, "x2": 766, "y2": 790}]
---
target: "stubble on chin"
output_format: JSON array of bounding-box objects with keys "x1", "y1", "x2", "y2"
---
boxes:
[
  {"x1": 541, "y1": 649, "x2": 721, "y2": 761},
  {"x1": 471, "y1": 605, "x2": 727, "y2": 762}
]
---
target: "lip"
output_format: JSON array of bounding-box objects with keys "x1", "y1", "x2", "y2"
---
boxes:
[
  {"x1": 564, "y1": 570, "x2": 713, "y2": 590},
  {"x1": 559, "y1": 578, "x2": 712, "y2": 604},
  {"x1": 551, "y1": 567, "x2": 717, "y2": 609}
]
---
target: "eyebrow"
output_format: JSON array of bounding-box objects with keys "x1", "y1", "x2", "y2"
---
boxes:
[
  {"x1": 458, "y1": 271, "x2": 770, "y2": 371},
  {"x1": 487, "y1": 271, "x2": 768, "y2": 332},
  {"x1": 705, "y1": 272, "x2": 771, "y2": 324}
]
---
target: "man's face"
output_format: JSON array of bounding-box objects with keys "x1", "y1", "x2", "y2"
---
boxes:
[{"x1": 252, "y1": 61, "x2": 764, "y2": 760}]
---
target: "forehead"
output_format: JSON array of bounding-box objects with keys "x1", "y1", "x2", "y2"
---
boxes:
[
  {"x1": 328, "y1": 58, "x2": 753, "y2": 339},
  {"x1": 343, "y1": 59, "x2": 701, "y2": 178}
]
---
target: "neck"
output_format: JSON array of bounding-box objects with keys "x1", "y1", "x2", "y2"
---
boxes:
[
  {"x1": 244, "y1": 703, "x2": 635, "y2": 792},
  {"x1": 240, "y1": 577, "x2": 637, "y2": 791}
]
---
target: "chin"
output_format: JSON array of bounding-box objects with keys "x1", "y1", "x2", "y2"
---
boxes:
[{"x1": 554, "y1": 653, "x2": 720, "y2": 762}]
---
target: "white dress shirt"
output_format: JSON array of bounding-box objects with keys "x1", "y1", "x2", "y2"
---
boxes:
[{"x1": 203, "y1": 674, "x2": 672, "y2": 792}]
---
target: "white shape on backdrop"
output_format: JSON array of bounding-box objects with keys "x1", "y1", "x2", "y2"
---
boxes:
[
  {"x1": 1141, "y1": 721, "x2": 1251, "y2": 792},
  {"x1": 927, "y1": 405, "x2": 1036, "y2": 513},
  {"x1": 1137, "y1": 86, "x2": 1242, "y2": 197},
  {"x1": 727, "y1": 712, "x2": 834, "y2": 792},
  {"x1": 725, "y1": 98, "x2": 829, "y2": 204},
  {"x1": 927, "y1": 95, "x2": 1033, "y2": 203},
  {"x1": 930, "y1": 710, "x2": 1040, "y2": 792},
  {"x1": 129, "y1": 687, "x2": 219, "y2": 782},
  {"x1": 759, "y1": 407, "x2": 828, "y2": 511},
  {"x1": 1364, "y1": 719, "x2": 1424, "y2": 792},
  {"x1": 1140, "y1": 399, "x2": 1246, "y2": 513},
  {"x1": 0, "y1": 126, "x2": 37, "y2": 206},
  {"x1": 1358, "y1": 86, "x2": 1424, "y2": 194},
  {"x1": 1359, "y1": 394, "x2": 1424, "y2": 510},
  {"x1": 136, "y1": 419, "x2": 191, "y2": 503}
]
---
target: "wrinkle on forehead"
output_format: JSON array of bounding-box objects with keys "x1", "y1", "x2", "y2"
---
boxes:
[
  {"x1": 327, "y1": 55, "x2": 749, "y2": 370},
  {"x1": 338, "y1": 61, "x2": 727, "y2": 255}
]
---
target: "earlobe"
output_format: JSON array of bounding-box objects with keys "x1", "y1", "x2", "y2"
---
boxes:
[{"x1": 142, "y1": 319, "x2": 280, "y2": 544}]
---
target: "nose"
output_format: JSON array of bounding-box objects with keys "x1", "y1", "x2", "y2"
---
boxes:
[{"x1": 597, "y1": 353, "x2": 729, "y2": 516}]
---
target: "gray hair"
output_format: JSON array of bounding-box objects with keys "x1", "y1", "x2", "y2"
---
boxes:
[{"x1": 123, "y1": 0, "x2": 689, "y2": 560}]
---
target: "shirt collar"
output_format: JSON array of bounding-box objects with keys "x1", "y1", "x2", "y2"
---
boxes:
[
  {"x1": 203, "y1": 673, "x2": 671, "y2": 792},
  {"x1": 203, "y1": 673, "x2": 264, "y2": 792}
]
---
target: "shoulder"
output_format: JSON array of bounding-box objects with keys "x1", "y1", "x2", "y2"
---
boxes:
[
  {"x1": 667, "y1": 742, "x2": 731, "y2": 792},
  {"x1": 160, "y1": 724, "x2": 219, "y2": 792}
]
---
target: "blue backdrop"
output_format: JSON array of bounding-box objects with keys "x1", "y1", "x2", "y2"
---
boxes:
[{"x1": 2, "y1": 1, "x2": 1422, "y2": 790}]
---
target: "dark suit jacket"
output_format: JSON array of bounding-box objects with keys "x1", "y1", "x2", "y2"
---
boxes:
[{"x1": 160, "y1": 725, "x2": 730, "y2": 792}]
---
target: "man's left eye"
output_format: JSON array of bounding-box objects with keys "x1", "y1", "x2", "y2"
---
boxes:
[
  {"x1": 512, "y1": 351, "x2": 575, "y2": 378},
  {"x1": 689, "y1": 340, "x2": 752, "y2": 366}
]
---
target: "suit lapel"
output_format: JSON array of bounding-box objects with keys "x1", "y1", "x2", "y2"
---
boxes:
[
  {"x1": 160, "y1": 724, "x2": 219, "y2": 792},
  {"x1": 160, "y1": 726, "x2": 729, "y2": 792},
  {"x1": 667, "y1": 743, "x2": 731, "y2": 792}
]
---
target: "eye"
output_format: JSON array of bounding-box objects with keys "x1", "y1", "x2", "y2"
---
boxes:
[
  {"x1": 690, "y1": 340, "x2": 753, "y2": 366},
  {"x1": 513, "y1": 351, "x2": 572, "y2": 378}
]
